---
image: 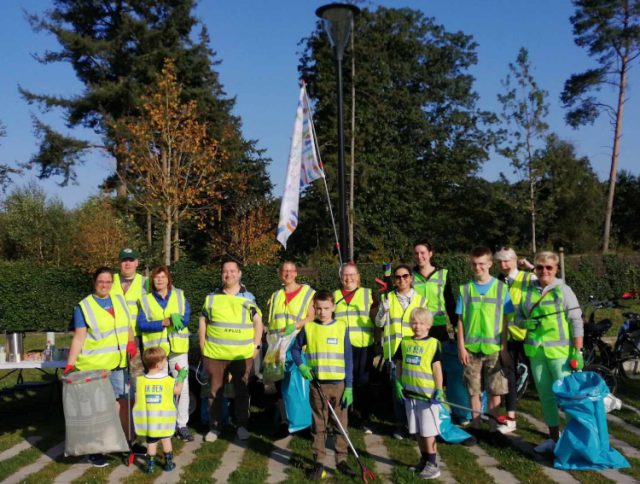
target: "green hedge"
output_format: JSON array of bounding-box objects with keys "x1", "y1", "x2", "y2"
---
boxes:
[{"x1": 1, "y1": 254, "x2": 639, "y2": 332}]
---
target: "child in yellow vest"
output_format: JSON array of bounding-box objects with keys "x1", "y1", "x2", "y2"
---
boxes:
[
  {"x1": 133, "y1": 347, "x2": 187, "y2": 473},
  {"x1": 394, "y1": 307, "x2": 443, "y2": 480}
]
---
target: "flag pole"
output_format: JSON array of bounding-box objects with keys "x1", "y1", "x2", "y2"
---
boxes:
[{"x1": 304, "y1": 83, "x2": 343, "y2": 265}]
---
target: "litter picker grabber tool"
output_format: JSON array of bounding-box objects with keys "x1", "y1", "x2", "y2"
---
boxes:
[
  {"x1": 125, "y1": 353, "x2": 135, "y2": 466},
  {"x1": 311, "y1": 378, "x2": 376, "y2": 483},
  {"x1": 439, "y1": 399, "x2": 502, "y2": 423}
]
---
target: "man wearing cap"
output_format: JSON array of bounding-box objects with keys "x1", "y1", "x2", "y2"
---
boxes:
[
  {"x1": 110, "y1": 248, "x2": 148, "y2": 451},
  {"x1": 199, "y1": 258, "x2": 264, "y2": 442}
]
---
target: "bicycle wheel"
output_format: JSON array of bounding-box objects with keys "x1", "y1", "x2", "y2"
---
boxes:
[
  {"x1": 584, "y1": 364, "x2": 618, "y2": 394},
  {"x1": 618, "y1": 356, "x2": 640, "y2": 380}
]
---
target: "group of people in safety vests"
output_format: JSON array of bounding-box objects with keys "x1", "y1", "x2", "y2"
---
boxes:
[{"x1": 63, "y1": 241, "x2": 585, "y2": 479}]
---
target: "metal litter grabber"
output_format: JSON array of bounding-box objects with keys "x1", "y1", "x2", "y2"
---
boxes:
[
  {"x1": 439, "y1": 399, "x2": 502, "y2": 423},
  {"x1": 311, "y1": 378, "x2": 376, "y2": 483}
]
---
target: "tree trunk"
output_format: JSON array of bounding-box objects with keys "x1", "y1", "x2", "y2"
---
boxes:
[
  {"x1": 173, "y1": 212, "x2": 180, "y2": 263},
  {"x1": 164, "y1": 206, "x2": 172, "y2": 266},
  {"x1": 602, "y1": 56, "x2": 627, "y2": 254},
  {"x1": 146, "y1": 209, "x2": 152, "y2": 249},
  {"x1": 348, "y1": 24, "x2": 356, "y2": 263},
  {"x1": 115, "y1": 153, "x2": 128, "y2": 197},
  {"x1": 529, "y1": 164, "x2": 537, "y2": 254}
]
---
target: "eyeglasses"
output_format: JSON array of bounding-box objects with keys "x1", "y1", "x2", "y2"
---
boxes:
[
  {"x1": 395, "y1": 273, "x2": 411, "y2": 280},
  {"x1": 535, "y1": 265, "x2": 556, "y2": 271}
]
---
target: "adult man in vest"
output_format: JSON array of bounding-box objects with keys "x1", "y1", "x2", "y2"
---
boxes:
[
  {"x1": 334, "y1": 262, "x2": 377, "y2": 433},
  {"x1": 412, "y1": 240, "x2": 457, "y2": 342},
  {"x1": 494, "y1": 247, "x2": 535, "y2": 434},
  {"x1": 456, "y1": 246, "x2": 512, "y2": 432},
  {"x1": 199, "y1": 258, "x2": 263, "y2": 442}
]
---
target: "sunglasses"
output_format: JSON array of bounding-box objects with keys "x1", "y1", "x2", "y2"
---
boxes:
[
  {"x1": 395, "y1": 273, "x2": 411, "y2": 280},
  {"x1": 535, "y1": 265, "x2": 556, "y2": 271}
]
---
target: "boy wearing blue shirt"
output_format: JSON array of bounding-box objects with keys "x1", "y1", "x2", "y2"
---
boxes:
[{"x1": 291, "y1": 290, "x2": 356, "y2": 480}]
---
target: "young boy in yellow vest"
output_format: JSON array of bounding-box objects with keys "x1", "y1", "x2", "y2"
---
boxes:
[
  {"x1": 394, "y1": 307, "x2": 443, "y2": 479},
  {"x1": 456, "y1": 246, "x2": 512, "y2": 433},
  {"x1": 291, "y1": 290, "x2": 356, "y2": 480},
  {"x1": 133, "y1": 347, "x2": 187, "y2": 473}
]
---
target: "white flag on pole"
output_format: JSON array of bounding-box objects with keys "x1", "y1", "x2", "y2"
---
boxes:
[{"x1": 276, "y1": 84, "x2": 324, "y2": 248}]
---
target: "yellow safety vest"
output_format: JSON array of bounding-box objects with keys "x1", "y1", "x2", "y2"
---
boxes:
[
  {"x1": 267, "y1": 284, "x2": 315, "y2": 335},
  {"x1": 305, "y1": 320, "x2": 347, "y2": 380},
  {"x1": 522, "y1": 285, "x2": 572, "y2": 359},
  {"x1": 383, "y1": 291, "x2": 428, "y2": 360},
  {"x1": 506, "y1": 271, "x2": 533, "y2": 341},
  {"x1": 138, "y1": 288, "x2": 189, "y2": 355},
  {"x1": 333, "y1": 288, "x2": 374, "y2": 348},
  {"x1": 76, "y1": 294, "x2": 130, "y2": 371},
  {"x1": 460, "y1": 279, "x2": 508, "y2": 355},
  {"x1": 400, "y1": 336, "x2": 438, "y2": 399},
  {"x1": 202, "y1": 293, "x2": 261, "y2": 360},
  {"x1": 111, "y1": 273, "x2": 148, "y2": 329},
  {"x1": 413, "y1": 269, "x2": 449, "y2": 327},
  {"x1": 132, "y1": 375, "x2": 176, "y2": 438}
]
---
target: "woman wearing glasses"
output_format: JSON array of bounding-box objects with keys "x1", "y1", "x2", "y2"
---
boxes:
[
  {"x1": 517, "y1": 251, "x2": 583, "y2": 454},
  {"x1": 375, "y1": 264, "x2": 428, "y2": 439}
]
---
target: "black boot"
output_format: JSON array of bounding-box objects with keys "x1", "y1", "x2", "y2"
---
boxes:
[
  {"x1": 164, "y1": 452, "x2": 176, "y2": 471},
  {"x1": 144, "y1": 455, "x2": 156, "y2": 473}
]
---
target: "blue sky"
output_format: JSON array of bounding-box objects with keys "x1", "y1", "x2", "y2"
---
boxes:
[{"x1": 0, "y1": 1, "x2": 638, "y2": 208}]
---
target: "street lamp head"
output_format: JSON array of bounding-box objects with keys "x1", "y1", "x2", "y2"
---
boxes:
[{"x1": 315, "y1": 3, "x2": 360, "y2": 60}]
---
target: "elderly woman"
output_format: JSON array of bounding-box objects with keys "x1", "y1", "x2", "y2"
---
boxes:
[
  {"x1": 65, "y1": 267, "x2": 136, "y2": 467},
  {"x1": 517, "y1": 251, "x2": 583, "y2": 454},
  {"x1": 137, "y1": 265, "x2": 192, "y2": 442},
  {"x1": 334, "y1": 262, "x2": 377, "y2": 433}
]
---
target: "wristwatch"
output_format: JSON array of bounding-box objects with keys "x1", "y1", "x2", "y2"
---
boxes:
[{"x1": 255, "y1": 345, "x2": 261, "y2": 350}]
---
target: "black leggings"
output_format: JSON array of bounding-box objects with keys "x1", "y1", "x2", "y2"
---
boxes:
[{"x1": 504, "y1": 339, "x2": 527, "y2": 412}]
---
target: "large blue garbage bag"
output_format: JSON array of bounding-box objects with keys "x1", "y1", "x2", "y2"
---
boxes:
[
  {"x1": 282, "y1": 350, "x2": 312, "y2": 433},
  {"x1": 552, "y1": 372, "x2": 629, "y2": 470},
  {"x1": 438, "y1": 402, "x2": 473, "y2": 444},
  {"x1": 441, "y1": 341, "x2": 472, "y2": 422}
]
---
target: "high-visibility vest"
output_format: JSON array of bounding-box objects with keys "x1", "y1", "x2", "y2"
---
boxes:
[
  {"x1": 267, "y1": 285, "x2": 315, "y2": 336},
  {"x1": 333, "y1": 288, "x2": 374, "y2": 348},
  {"x1": 202, "y1": 293, "x2": 261, "y2": 360},
  {"x1": 522, "y1": 285, "x2": 572, "y2": 359},
  {"x1": 305, "y1": 320, "x2": 347, "y2": 380},
  {"x1": 138, "y1": 288, "x2": 189, "y2": 355},
  {"x1": 413, "y1": 269, "x2": 448, "y2": 327},
  {"x1": 111, "y1": 273, "x2": 148, "y2": 328},
  {"x1": 459, "y1": 279, "x2": 507, "y2": 355},
  {"x1": 76, "y1": 294, "x2": 130, "y2": 371},
  {"x1": 132, "y1": 375, "x2": 177, "y2": 438},
  {"x1": 382, "y1": 291, "x2": 428, "y2": 360},
  {"x1": 400, "y1": 336, "x2": 438, "y2": 399},
  {"x1": 506, "y1": 271, "x2": 533, "y2": 341}
]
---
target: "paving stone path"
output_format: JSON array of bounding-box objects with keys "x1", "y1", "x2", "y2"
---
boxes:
[
  {"x1": 266, "y1": 435, "x2": 293, "y2": 483},
  {"x1": 362, "y1": 433, "x2": 393, "y2": 481},
  {"x1": 210, "y1": 438, "x2": 247, "y2": 483},
  {"x1": 1, "y1": 441, "x2": 64, "y2": 484},
  {"x1": 0, "y1": 436, "x2": 42, "y2": 463},
  {"x1": 156, "y1": 438, "x2": 201, "y2": 484},
  {"x1": 466, "y1": 444, "x2": 521, "y2": 484}
]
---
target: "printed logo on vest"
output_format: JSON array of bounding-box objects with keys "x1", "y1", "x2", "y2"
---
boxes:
[
  {"x1": 327, "y1": 337, "x2": 338, "y2": 345},
  {"x1": 146, "y1": 394, "x2": 162, "y2": 404},
  {"x1": 405, "y1": 355, "x2": 421, "y2": 365}
]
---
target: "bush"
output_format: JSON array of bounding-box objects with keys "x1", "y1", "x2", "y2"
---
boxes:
[{"x1": 1, "y1": 254, "x2": 639, "y2": 332}]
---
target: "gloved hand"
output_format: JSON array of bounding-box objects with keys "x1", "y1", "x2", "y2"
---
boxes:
[
  {"x1": 429, "y1": 388, "x2": 445, "y2": 405},
  {"x1": 394, "y1": 379, "x2": 405, "y2": 401},
  {"x1": 569, "y1": 346, "x2": 584, "y2": 371},
  {"x1": 284, "y1": 324, "x2": 296, "y2": 336},
  {"x1": 341, "y1": 387, "x2": 353, "y2": 408},
  {"x1": 522, "y1": 319, "x2": 539, "y2": 331},
  {"x1": 176, "y1": 367, "x2": 188, "y2": 383},
  {"x1": 382, "y1": 297, "x2": 390, "y2": 312},
  {"x1": 126, "y1": 340, "x2": 137, "y2": 359},
  {"x1": 63, "y1": 364, "x2": 76, "y2": 375},
  {"x1": 298, "y1": 364, "x2": 313, "y2": 381},
  {"x1": 171, "y1": 313, "x2": 184, "y2": 331}
]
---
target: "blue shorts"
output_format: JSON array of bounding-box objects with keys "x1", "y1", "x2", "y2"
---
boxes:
[{"x1": 109, "y1": 368, "x2": 128, "y2": 399}]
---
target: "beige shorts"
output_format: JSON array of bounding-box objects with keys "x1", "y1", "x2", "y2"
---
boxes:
[{"x1": 463, "y1": 351, "x2": 508, "y2": 396}]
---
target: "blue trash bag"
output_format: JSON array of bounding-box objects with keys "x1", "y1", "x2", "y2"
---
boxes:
[
  {"x1": 441, "y1": 341, "x2": 472, "y2": 422},
  {"x1": 438, "y1": 402, "x2": 473, "y2": 444},
  {"x1": 552, "y1": 371, "x2": 630, "y2": 470},
  {"x1": 282, "y1": 350, "x2": 312, "y2": 433}
]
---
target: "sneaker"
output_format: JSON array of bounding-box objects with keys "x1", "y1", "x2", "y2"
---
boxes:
[
  {"x1": 459, "y1": 419, "x2": 471, "y2": 428},
  {"x1": 461, "y1": 435, "x2": 477, "y2": 446},
  {"x1": 88, "y1": 453, "x2": 109, "y2": 468},
  {"x1": 306, "y1": 463, "x2": 327, "y2": 480},
  {"x1": 362, "y1": 425, "x2": 373, "y2": 435},
  {"x1": 392, "y1": 426, "x2": 404, "y2": 440},
  {"x1": 411, "y1": 456, "x2": 428, "y2": 473},
  {"x1": 236, "y1": 426, "x2": 250, "y2": 440},
  {"x1": 419, "y1": 462, "x2": 441, "y2": 480},
  {"x1": 176, "y1": 426, "x2": 194, "y2": 442},
  {"x1": 534, "y1": 438, "x2": 556, "y2": 454},
  {"x1": 497, "y1": 419, "x2": 516, "y2": 435},
  {"x1": 144, "y1": 455, "x2": 156, "y2": 474},
  {"x1": 163, "y1": 452, "x2": 176, "y2": 472},
  {"x1": 204, "y1": 430, "x2": 219, "y2": 442},
  {"x1": 336, "y1": 461, "x2": 357, "y2": 478},
  {"x1": 129, "y1": 441, "x2": 147, "y2": 455}
]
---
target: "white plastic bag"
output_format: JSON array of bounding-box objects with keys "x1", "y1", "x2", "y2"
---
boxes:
[
  {"x1": 603, "y1": 392, "x2": 622, "y2": 413},
  {"x1": 262, "y1": 331, "x2": 298, "y2": 383}
]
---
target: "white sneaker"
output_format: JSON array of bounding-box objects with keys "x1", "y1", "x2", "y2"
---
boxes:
[
  {"x1": 497, "y1": 419, "x2": 517, "y2": 434},
  {"x1": 204, "y1": 430, "x2": 219, "y2": 443},
  {"x1": 237, "y1": 426, "x2": 250, "y2": 440},
  {"x1": 362, "y1": 426, "x2": 373, "y2": 435},
  {"x1": 534, "y1": 438, "x2": 556, "y2": 454},
  {"x1": 419, "y1": 463, "x2": 441, "y2": 480}
]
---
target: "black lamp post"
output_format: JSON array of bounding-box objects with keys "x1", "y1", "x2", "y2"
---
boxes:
[{"x1": 316, "y1": 2, "x2": 359, "y2": 264}]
